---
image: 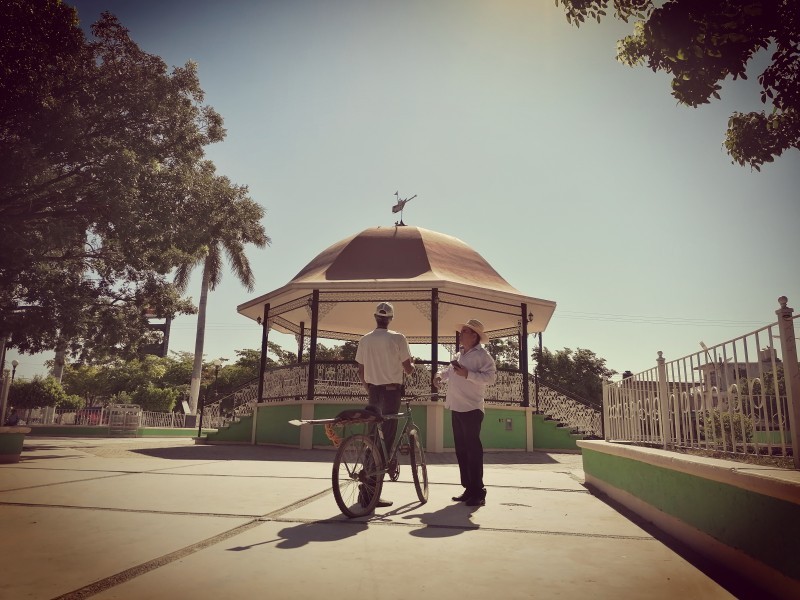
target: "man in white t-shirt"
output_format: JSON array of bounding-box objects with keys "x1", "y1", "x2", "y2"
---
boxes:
[{"x1": 355, "y1": 302, "x2": 414, "y2": 508}]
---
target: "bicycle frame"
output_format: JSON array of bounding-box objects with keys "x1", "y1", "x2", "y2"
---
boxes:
[{"x1": 370, "y1": 393, "x2": 436, "y2": 471}]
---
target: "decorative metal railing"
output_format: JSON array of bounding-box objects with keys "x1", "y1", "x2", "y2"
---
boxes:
[
  {"x1": 603, "y1": 299, "x2": 799, "y2": 468},
  {"x1": 203, "y1": 379, "x2": 260, "y2": 428},
  {"x1": 535, "y1": 382, "x2": 603, "y2": 438},
  {"x1": 485, "y1": 369, "x2": 524, "y2": 404}
]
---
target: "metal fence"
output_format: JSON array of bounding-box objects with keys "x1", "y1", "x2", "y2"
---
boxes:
[
  {"x1": 603, "y1": 297, "x2": 800, "y2": 468},
  {"x1": 18, "y1": 406, "x2": 188, "y2": 429}
]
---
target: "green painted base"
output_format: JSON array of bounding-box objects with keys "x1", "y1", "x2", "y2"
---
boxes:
[
  {"x1": 0, "y1": 429, "x2": 28, "y2": 462},
  {"x1": 532, "y1": 414, "x2": 583, "y2": 450}
]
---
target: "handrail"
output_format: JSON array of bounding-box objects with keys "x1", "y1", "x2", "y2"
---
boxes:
[{"x1": 540, "y1": 378, "x2": 602, "y2": 410}]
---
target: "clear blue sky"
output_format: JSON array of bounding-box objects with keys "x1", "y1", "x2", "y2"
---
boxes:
[{"x1": 9, "y1": 0, "x2": 800, "y2": 380}]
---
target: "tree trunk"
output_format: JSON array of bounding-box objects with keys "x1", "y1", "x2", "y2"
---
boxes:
[
  {"x1": 52, "y1": 339, "x2": 67, "y2": 383},
  {"x1": 188, "y1": 260, "x2": 211, "y2": 414}
]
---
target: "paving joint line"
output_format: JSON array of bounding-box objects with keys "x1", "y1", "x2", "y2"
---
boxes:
[{"x1": 47, "y1": 488, "x2": 333, "y2": 600}]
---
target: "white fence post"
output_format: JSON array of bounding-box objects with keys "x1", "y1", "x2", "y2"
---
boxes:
[
  {"x1": 775, "y1": 296, "x2": 800, "y2": 469},
  {"x1": 602, "y1": 377, "x2": 610, "y2": 441},
  {"x1": 657, "y1": 351, "x2": 670, "y2": 449}
]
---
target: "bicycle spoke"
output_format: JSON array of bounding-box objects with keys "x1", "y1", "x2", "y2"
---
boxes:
[{"x1": 332, "y1": 434, "x2": 384, "y2": 518}]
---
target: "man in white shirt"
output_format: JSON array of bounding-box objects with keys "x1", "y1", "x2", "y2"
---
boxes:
[
  {"x1": 356, "y1": 302, "x2": 414, "y2": 507},
  {"x1": 435, "y1": 318, "x2": 497, "y2": 507}
]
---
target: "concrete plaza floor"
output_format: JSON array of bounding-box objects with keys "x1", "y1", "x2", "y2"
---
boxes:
[{"x1": 0, "y1": 437, "x2": 769, "y2": 599}]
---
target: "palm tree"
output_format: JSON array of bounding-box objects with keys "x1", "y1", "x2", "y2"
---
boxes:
[{"x1": 175, "y1": 173, "x2": 269, "y2": 414}]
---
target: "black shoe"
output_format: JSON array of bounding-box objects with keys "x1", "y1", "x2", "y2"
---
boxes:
[
  {"x1": 465, "y1": 489, "x2": 486, "y2": 507},
  {"x1": 452, "y1": 492, "x2": 470, "y2": 502},
  {"x1": 358, "y1": 485, "x2": 369, "y2": 508},
  {"x1": 375, "y1": 498, "x2": 393, "y2": 507}
]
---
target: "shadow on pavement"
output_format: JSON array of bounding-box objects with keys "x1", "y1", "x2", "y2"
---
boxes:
[
  {"x1": 401, "y1": 503, "x2": 481, "y2": 538},
  {"x1": 226, "y1": 520, "x2": 368, "y2": 551}
]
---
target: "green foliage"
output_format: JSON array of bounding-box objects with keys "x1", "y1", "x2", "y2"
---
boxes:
[
  {"x1": 130, "y1": 384, "x2": 179, "y2": 412},
  {"x1": 486, "y1": 338, "x2": 520, "y2": 369},
  {"x1": 159, "y1": 352, "x2": 195, "y2": 388},
  {"x1": 557, "y1": 0, "x2": 800, "y2": 170},
  {"x1": 534, "y1": 347, "x2": 616, "y2": 405},
  {"x1": 698, "y1": 409, "x2": 754, "y2": 444},
  {"x1": 9, "y1": 376, "x2": 68, "y2": 408},
  {"x1": 737, "y1": 365, "x2": 787, "y2": 397},
  {"x1": 268, "y1": 341, "x2": 298, "y2": 365},
  {"x1": 56, "y1": 394, "x2": 85, "y2": 410},
  {"x1": 0, "y1": 3, "x2": 269, "y2": 365}
]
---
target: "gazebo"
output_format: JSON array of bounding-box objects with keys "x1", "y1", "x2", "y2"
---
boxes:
[{"x1": 237, "y1": 224, "x2": 557, "y2": 407}]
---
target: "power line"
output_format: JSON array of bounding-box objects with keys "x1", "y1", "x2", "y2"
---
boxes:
[{"x1": 554, "y1": 310, "x2": 765, "y2": 327}]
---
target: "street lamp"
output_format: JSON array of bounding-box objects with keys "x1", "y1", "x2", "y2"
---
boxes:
[
  {"x1": 11, "y1": 360, "x2": 18, "y2": 383},
  {"x1": 700, "y1": 341, "x2": 721, "y2": 411},
  {"x1": 212, "y1": 358, "x2": 222, "y2": 402}
]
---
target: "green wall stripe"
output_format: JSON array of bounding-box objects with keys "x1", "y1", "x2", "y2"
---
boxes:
[
  {"x1": 532, "y1": 415, "x2": 582, "y2": 450},
  {"x1": 582, "y1": 449, "x2": 800, "y2": 580},
  {"x1": 256, "y1": 405, "x2": 300, "y2": 445}
]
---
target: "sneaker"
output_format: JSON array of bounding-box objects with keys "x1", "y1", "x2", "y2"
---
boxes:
[
  {"x1": 375, "y1": 498, "x2": 393, "y2": 507},
  {"x1": 452, "y1": 491, "x2": 470, "y2": 502}
]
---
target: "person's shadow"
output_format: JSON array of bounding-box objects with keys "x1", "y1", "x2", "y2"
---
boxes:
[
  {"x1": 227, "y1": 518, "x2": 368, "y2": 551},
  {"x1": 401, "y1": 503, "x2": 480, "y2": 539}
]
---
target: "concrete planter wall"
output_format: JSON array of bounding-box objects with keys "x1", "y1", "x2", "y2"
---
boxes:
[
  {"x1": 204, "y1": 401, "x2": 585, "y2": 452},
  {"x1": 0, "y1": 426, "x2": 31, "y2": 463},
  {"x1": 578, "y1": 440, "x2": 800, "y2": 599}
]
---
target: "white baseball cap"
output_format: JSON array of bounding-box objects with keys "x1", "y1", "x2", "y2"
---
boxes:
[{"x1": 374, "y1": 302, "x2": 394, "y2": 318}]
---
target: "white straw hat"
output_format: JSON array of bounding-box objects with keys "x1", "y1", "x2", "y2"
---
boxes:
[{"x1": 458, "y1": 319, "x2": 488, "y2": 344}]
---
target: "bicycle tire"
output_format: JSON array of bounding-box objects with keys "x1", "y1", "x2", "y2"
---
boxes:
[
  {"x1": 332, "y1": 434, "x2": 384, "y2": 518},
  {"x1": 409, "y1": 431, "x2": 428, "y2": 503}
]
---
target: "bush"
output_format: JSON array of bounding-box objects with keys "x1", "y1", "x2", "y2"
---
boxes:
[
  {"x1": 698, "y1": 409, "x2": 754, "y2": 444},
  {"x1": 130, "y1": 384, "x2": 178, "y2": 412},
  {"x1": 8, "y1": 377, "x2": 69, "y2": 408},
  {"x1": 56, "y1": 394, "x2": 85, "y2": 410}
]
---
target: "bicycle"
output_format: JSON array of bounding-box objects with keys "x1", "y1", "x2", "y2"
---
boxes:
[{"x1": 291, "y1": 392, "x2": 435, "y2": 518}]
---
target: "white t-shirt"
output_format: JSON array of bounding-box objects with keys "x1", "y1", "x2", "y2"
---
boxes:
[{"x1": 355, "y1": 328, "x2": 412, "y2": 385}]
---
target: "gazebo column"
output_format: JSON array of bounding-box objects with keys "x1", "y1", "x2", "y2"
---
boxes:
[
  {"x1": 257, "y1": 303, "x2": 270, "y2": 402},
  {"x1": 297, "y1": 321, "x2": 305, "y2": 363},
  {"x1": 430, "y1": 288, "x2": 439, "y2": 397},
  {"x1": 253, "y1": 303, "x2": 271, "y2": 445},
  {"x1": 306, "y1": 290, "x2": 319, "y2": 401},
  {"x1": 426, "y1": 288, "x2": 444, "y2": 452},
  {"x1": 520, "y1": 303, "x2": 530, "y2": 407}
]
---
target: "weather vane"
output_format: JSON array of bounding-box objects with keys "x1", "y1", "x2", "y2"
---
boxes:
[{"x1": 391, "y1": 191, "x2": 416, "y2": 226}]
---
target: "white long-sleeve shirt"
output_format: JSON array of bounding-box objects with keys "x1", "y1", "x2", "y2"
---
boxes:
[{"x1": 438, "y1": 344, "x2": 497, "y2": 413}]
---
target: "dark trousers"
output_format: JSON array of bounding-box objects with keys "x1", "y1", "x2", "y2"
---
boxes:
[
  {"x1": 452, "y1": 409, "x2": 484, "y2": 495},
  {"x1": 367, "y1": 384, "x2": 402, "y2": 462}
]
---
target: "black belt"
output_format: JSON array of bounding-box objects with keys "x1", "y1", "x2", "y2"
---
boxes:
[{"x1": 368, "y1": 383, "x2": 402, "y2": 391}]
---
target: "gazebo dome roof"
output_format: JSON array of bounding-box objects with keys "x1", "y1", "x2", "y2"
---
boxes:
[
  {"x1": 290, "y1": 226, "x2": 519, "y2": 293},
  {"x1": 238, "y1": 225, "x2": 556, "y2": 343}
]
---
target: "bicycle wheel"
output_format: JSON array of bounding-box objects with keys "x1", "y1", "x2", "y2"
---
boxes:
[
  {"x1": 332, "y1": 434, "x2": 384, "y2": 518},
  {"x1": 409, "y1": 431, "x2": 428, "y2": 503}
]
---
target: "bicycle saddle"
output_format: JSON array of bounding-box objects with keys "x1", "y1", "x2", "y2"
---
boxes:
[{"x1": 334, "y1": 405, "x2": 384, "y2": 424}]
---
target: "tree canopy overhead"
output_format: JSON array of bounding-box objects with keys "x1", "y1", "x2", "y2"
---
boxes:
[
  {"x1": 0, "y1": 1, "x2": 267, "y2": 363},
  {"x1": 557, "y1": 0, "x2": 799, "y2": 170}
]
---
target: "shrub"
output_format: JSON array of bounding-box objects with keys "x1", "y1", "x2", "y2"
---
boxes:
[
  {"x1": 8, "y1": 377, "x2": 68, "y2": 408},
  {"x1": 130, "y1": 384, "x2": 178, "y2": 412},
  {"x1": 698, "y1": 409, "x2": 754, "y2": 444},
  {"x1": 56, "y1": 394, "x2": 85, "y2": 410}
]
